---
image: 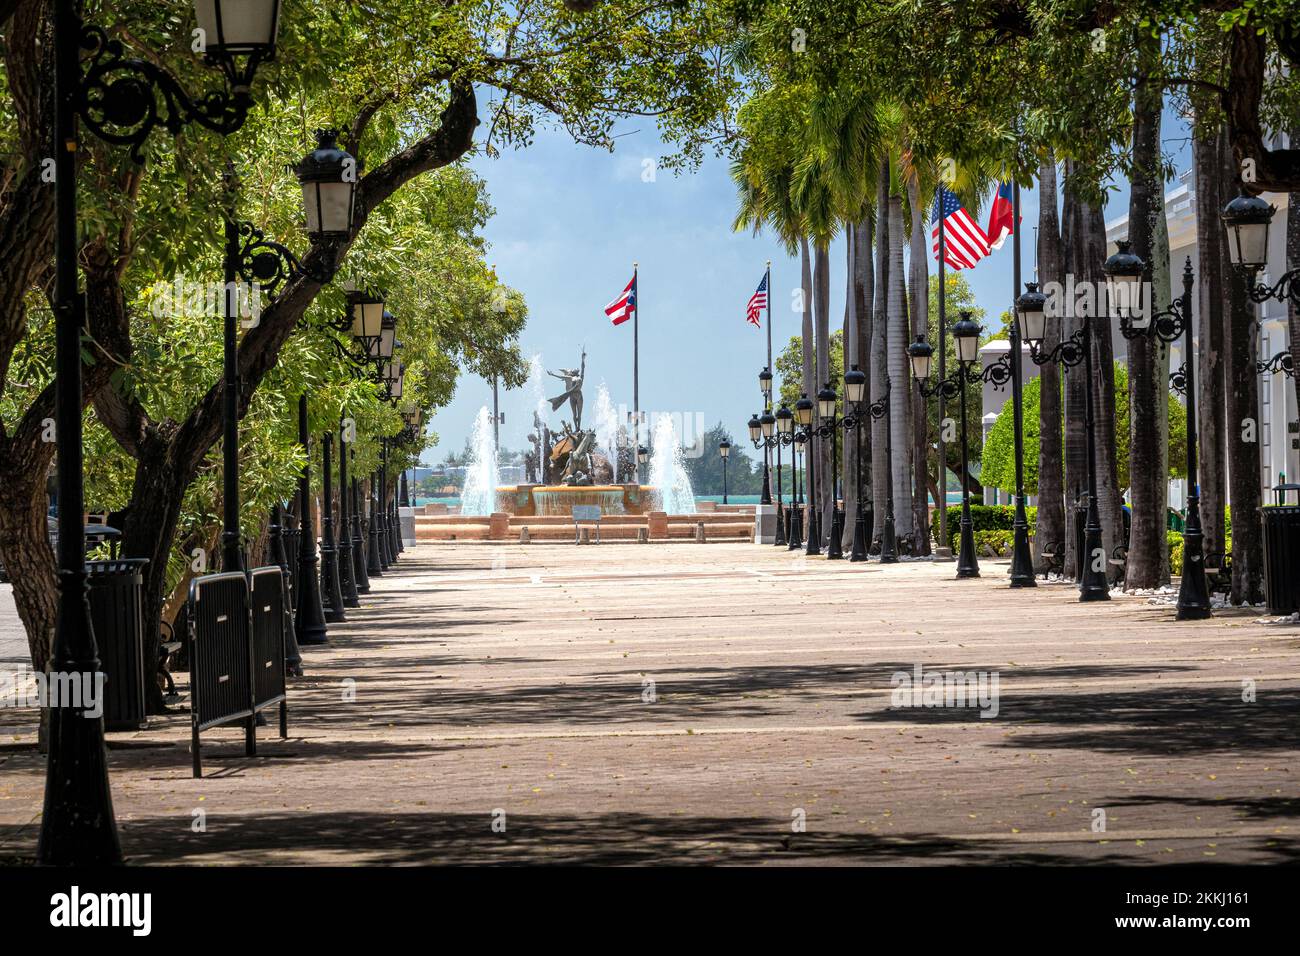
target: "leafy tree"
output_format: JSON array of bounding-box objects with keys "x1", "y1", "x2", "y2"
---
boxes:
[{"x1": 981, "y1": 363, "x2": 1187, "y2": 495}]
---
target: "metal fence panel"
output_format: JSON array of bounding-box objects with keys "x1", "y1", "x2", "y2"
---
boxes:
[
  {"x1": 250, "y1": 566, "x2": 287, "y2": 710},
  {"x1": 188, "y1": 572, "x2": 253, "y2": 733}
]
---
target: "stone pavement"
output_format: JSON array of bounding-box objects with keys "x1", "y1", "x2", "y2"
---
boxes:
[{"x1": 1, "y1": 543, "x2": 1297, "y2": 865}]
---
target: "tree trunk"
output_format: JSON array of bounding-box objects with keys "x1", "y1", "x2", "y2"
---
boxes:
[
  {"x1": 1194, "y1": 120, "x2": 1228, "y2": 556},
  {"x1": 814, "y1": 239, "x2": 832, "y2": 542},
  {"x1": 800, "y1": 235, "x2": 814, "y2": 529},
  {"x1": 870, "y1": 159, "x2": 891, "y2": 546},
  {"x1": 841, "y1": 224, "x2": 858, "y2": 549},
  {"x1": 1289, "y1": 123, "x2": 1300, "y2": 484},
  {"x1": 1036, "y1": 153, "x2": 1066, "y2": 572},
  {"x1": 1152, "y1": 203, "x2": 1173, "y2": 583},
  {"x1": 1061, "y1": 164, "x2": 1089, "y2": 579},
  {"x1": 853, "y1": 214, "x2": 874, "y2": 548},
  {"x1": 907, "y1": 175, "x2": 931, "y2": 553},
  {"x1": 1124, "y1": 51, "x2": 1166, "y2": 589},
  {"x1": 887, "y1": 187, "x2": 912, "y2": 541}
]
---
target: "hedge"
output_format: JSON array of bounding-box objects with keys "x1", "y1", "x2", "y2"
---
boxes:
[{"x1": 934, "y1": 504, "x2": 1037, "y2": 551}]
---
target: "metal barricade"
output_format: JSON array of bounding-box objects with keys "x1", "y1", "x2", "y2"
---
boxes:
[
  {"x1": 187, "y1": 572, "x2": 255, "y2": 777},
  {"x1": 250, "y1": 566, "x2": 289, "y2": 739}
]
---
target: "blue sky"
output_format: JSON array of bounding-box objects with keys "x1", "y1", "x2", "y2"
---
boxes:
[{"x1": 424, "y1": 112, "x2": 1191, "y2": 465}]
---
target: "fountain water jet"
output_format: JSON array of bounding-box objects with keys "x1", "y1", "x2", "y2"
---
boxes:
[
  {"x1": 461, "y1": 406, "x2": 499, "y2": 515},
  {"x1": 649, "y1": 415, "x2": 696, "y2": 514}
]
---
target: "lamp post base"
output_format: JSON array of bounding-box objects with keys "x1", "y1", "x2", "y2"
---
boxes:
[
  {"x1": 879, "y1": 514, "x2": 898, "y2": 564},
  {"x1": 956, "y1": 519, "x2": 980, "y2": 578},
  {"x1": 788, "y1": 508, "x2": 803, "y2": 551},
  {"x1": 774, "y1": 504, "x2": 787, "y2": 546},
  {"x1": 1008, "y1": 523, "x2": 1037, "y2": 588},
  {"x1": 849, "y1": 512, "x2": 868, "y2": 561},
  {"x1": 1176, "y1": 500, "x2": 1212, "y2": 619},
  {"x1": 827, "y1": 508, "x2": 844, "y2": 559},
  {"x1": 805, "y1": 508, "x2": 821, "y2": 556}
]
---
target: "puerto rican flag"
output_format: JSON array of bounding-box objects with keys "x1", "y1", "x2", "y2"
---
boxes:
[
  {"x1": 931, "y1": 185, "x2": 991, "y2": 271},
  {"x1": 605, "y1": 275, "x2": 636, "y2": 326},
  {"x1": 985, "y1": 181, "x2": 1017, "y2": 250}
]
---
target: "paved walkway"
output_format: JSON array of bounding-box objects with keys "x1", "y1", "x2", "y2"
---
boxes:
[{"x1": 1, "y1": 543, "x2": 1298, "y2": 864}]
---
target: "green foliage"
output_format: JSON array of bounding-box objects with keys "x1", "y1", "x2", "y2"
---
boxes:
[
  {"x1": 934, "y1": 504, "x2": 1038, "y2": 550},
  {"x1": 981, "y1": 363, "x2": 1188, "y2": 494},
  {"x1": 775, "y1": 330, "x2": 843, "y2": 412}
]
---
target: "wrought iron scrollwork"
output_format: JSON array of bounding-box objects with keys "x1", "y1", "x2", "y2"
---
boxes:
[
  {"x1": 970, "y1": 351, "x2": 1012, "y2": 391},
  {"x1": 1257, "y1": 349, "x2": 1295, "y2": 379},
  {"x1": 1029, "y1": 325, "x2": 1088, "y2": 370},
  {"x1": 1247, "y1": 271, "x2": 1300, "y2": 309},
  {"x1": 1169, "y1": 361, "x2": 1188, "y2": 397},
  {"x1": 77, "y1": 25, "x2": 253, "y2": 162}
]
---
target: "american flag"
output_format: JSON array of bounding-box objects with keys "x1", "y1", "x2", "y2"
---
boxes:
[
  {"x1": 746, "y1": 272, "x2": 768, "y2": 327},
  {"x1": 605, "y1": 274, "x2": 636, "y2": 326},
  {"x1": 931, "y1": 186, "x2": 991, "y2": 270}
]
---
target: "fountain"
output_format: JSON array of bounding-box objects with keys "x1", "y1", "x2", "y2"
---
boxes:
[
  {"x1": 460, "y1": 406, "x2": 499, "y2": 515},
  {"x1": 648, "y1": 415, "x2": 697, "y2": 514}
]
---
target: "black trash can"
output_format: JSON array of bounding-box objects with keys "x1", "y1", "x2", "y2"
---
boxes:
[
  {"x1": 86, "y1": 557, "x2": 150, "y2": 731},
  {"x1": 1262, "y1": 505, "x2": 1300, "y2": 615}
]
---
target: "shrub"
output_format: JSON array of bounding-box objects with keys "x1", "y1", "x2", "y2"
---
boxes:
[{"x1": 934, "y1": 504, "x2": 1037, "y2": 550}]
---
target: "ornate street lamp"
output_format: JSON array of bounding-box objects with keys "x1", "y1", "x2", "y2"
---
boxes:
[
  {"x1": 842, "y1": 366, "x2": 894, "y2": 563},
  {"x1": 295, "y1": 129, "x2": 359, "y2": 244},
  {"x1": 789, "y1": 431, "x2": 806, "y2": 550},
  {"x1": 909, "y1": 313, "x2": 1011, "y2": 579},
  {"x1": 319, "y1": 428, "x2": 346, "y2": 623},
  {"x1": 812, "y1": 383, "x2": 845, "y2": 559},
  {"x1": 747, "y1": 407, "x2": 788, "y2": 546},
  {"x1": 757, "y1": 367, "x2": 775, "y2": 505},
  {"x1": 1101, "y1": 254, "x2": 1207, "y2": 618},
  {"x1": 1015, "y1": 286, "x2": 1109, "y2": 602},
  {"x1": 294, "y1": 395, "x2": 329, "y2": 646},
  {"x1": 41, "y1": 0, "x2": 281, "y2": 865},
  {"x1": 794, "y1": 393, "x2": 819, "y2": 555},
  {"x1": 1221, "y1": 190, "x2": 1298, "y2": 306},
  {"x1": 773, "y1": 403, "x2": 794, "y2": 547},
  {"x1": 337, "y1": 414, "x2": 360, "y2": 608},
  {"x1": 719, "y1": 439, "x2": 731, "y2": 504}
]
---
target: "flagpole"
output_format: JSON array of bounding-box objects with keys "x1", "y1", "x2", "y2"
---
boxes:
[
  {"x1": 1008, "y1": 178, "x2": 1036, "y2": 587},
  {"x1": 633, "y1": 262, "x2": 640, "y2": 484},
  {"x1": 936, "y1": 198, "x2": 951, "y2": 559}
]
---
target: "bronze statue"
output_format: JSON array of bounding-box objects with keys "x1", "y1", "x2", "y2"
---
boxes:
[{"x1": 547, "y1": 350, "x2": 586, "y2": 431}]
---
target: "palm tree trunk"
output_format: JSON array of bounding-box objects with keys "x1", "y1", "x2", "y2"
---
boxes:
[
  {"x1": 1193, "y1": 118, "x2": 1228, "y2": 556},
  {"x1": 842, "y1": 224, "x2": 858, "y2": 547},
  {"x1": 1221, "y1": 131, "x2": 1265, "y2": 604},
  {"x1": 907, "y1": 176, "x2": 931, "y2": 553},
  {"x1": 887, "y1": 187, "x2": 913, "y2": 541},
  {"x1": 1036, "y1": 153, "x2": 1066, "y2": 572},
  {"x1": 1289, "y1": 125, "x2": 1300, "y2": 469},
  {"x1": 853, "y1": 214, "x2": 874, "y2": 547},
  {"x1": 815, "y1": 239, "x2": 832, "y2": 542},
  {"x1": 871, "y1": 159, "x2": 891, "y2": 547},
  {"x1": 1152, "y1": 203, "x2": 1173, "y2": 582},
  {"x1": 1124, "y1": 51, "x2": 1166, "y2": 588},
  {"x1": 1061, "y1": 164, "x2": 1088, "y2": 578}
]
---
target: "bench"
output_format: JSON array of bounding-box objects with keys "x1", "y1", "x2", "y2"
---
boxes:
[
  {"x1": 572, "y1": 505, "x2": 601, "y2": 544},
  {"x1": 1204, "y1": 551, "x2": 1232, "y2": 595},
  {"x1": 1109, "y1": 545, "x2": 1128, "y2": 580},
  {"x1": 1039, "y1": 540, "x2": 1064, "y2": 578}
]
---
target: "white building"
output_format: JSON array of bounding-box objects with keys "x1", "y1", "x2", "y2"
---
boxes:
[{"x1": 979, "y1": 158, "x2": 1294, "y2": 506}]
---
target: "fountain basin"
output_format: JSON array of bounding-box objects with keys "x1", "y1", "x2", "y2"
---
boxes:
[{"x1": 494, "y1": 484, "x2": 660, "y2": 516}]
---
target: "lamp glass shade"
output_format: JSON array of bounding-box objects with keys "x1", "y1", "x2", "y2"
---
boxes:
[
  {"x1": 758, "y1": 367, "x2": 773, "y2": 395},
  {"x1": 637, "y1": 446, "x2": 648, "y2": 464},
  {"x1": 1014, "y1": 283, "x2": 1047, "y2": 345},
  {"x1": 760, "y1": 410, "x2": 776, "y2": 438},
  {"x1": 952, "y1": 314, "x2": 981, "y2": 365},
  {"x1": 817, "y1": 385, "x2": 837, "y2": 421},
  {"x1": 350, "y1": 295, "x2": 384, "y2": 340},
  {"x1": 775, "y1": 405, "x2": 793, "y2": 434},
  {"x1": 794, "y1": 395, "x2": 813, "y2": 426},
  {"x1": 747, "y1": 415, "x2": 761, "y2": 442},
  {"x1": 844, "y1": 365, "x2": 867, "y2": 404},
  {"x1": 194, "y1": 0, "x2": 281, "y2": 55},
  {"x1": 1220, "y1": 192, "x2": 1275, "y2": 272},
  {"x1": 719, "y1": 440, "x2": 731, "y2": 459},
  {"x1": 906, "y1": 335, "x2": 934, "y2": 381},
  {"x1": 295, "y1": 130, "x2": 357, "y2": 241}
]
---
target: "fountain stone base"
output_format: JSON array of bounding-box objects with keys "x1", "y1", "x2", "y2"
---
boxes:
[{"x1": 495, "y1": 483, "x2": 663, "y2": 516}]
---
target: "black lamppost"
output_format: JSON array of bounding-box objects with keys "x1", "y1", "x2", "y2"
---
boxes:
[
  {"x1": 793, "y1": 393, "x2": 820, "y2": 555},
  {"x1": 368, "y1": 461, "x2": 385, "y2": 576},
  {"x1": 719, "y1": 440, "x2": 731, "y2": 504},
  {"x1": 320, "y1": 430, "x2": 346, "y2": 623},
  {"x1": 351, "y1": 445, "x2": 371, "y2": 594},
  {"x1": 758, "y1": 367, "x2": 774, "y2": 505},
  {"x1": 294, "y1": 394, "x2": 329, "y2": 645},
  {"x1": 843, "y1": 366, "x2": 896, "y2": 563},
  {"x1": 747, "y1": 407, "x2": 785, "y2": 545},
  {"x1": 1102, "y1": 246, "x2": 1208, "y2": 618},
  {"x1": 908, "y1": 313, "x2": 1007, "y2": 578},
  {"x1": 1013, "y1": 284, "x2": 1110, "y2": 602},
  {"x1": 773, "y1": 404, "x2": 793, "y2": 547},
  {"x1": 41, "y1": 0, "x2": 283, "y2": 866},
  {"x1": 788, "y1": 432, "x2": 806, "y2": 550},
  {"x1": 337, "y1": 415, "x2": 360, "y2": 607}
]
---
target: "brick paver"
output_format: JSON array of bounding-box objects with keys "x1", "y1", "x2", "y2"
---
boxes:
[{"x1": 1, "y1": 543, "x2": 1297, "y2": 864}]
